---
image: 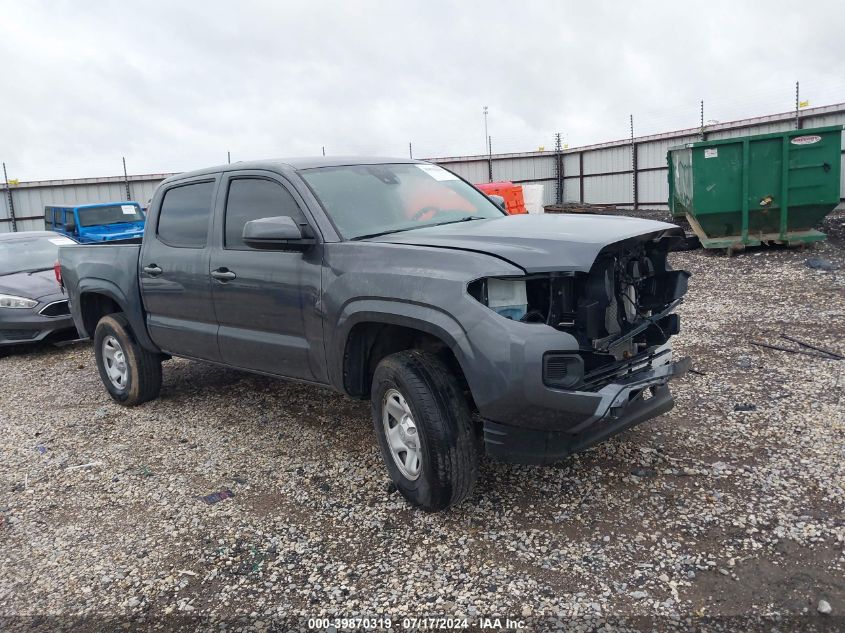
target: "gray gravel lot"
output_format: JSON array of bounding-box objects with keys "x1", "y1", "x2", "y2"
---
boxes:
[{"x1": 1, "y1": 233, "x2": 843, "y2": 631}]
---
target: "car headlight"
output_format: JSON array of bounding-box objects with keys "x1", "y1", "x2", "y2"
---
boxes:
[
  {"x1": 0, "y1": 294, "x2": 38, "y2": 309},
  {"x1": 468, "y1": 274, "x2": 577, "y2": 325}
]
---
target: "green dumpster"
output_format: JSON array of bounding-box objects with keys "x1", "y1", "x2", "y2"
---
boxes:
[{"x1": 668, "y1": 125, "x2": 843, "y2": 251}]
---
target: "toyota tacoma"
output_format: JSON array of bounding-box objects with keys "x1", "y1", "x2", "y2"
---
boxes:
[{"x1": 59, "y1": 158, "x2": 690, "y2": 511}]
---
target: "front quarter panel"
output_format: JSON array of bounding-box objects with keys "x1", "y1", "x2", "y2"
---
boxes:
[{"x1": 322, "y1": 242, "x2": 582, "y2": 411}]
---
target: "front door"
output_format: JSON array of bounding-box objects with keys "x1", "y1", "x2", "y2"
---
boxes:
[
  {"x1": 209, "y1": 172, "x2": 324, "y2": 381},
  {"x1": 139, "y1": 177, "x2": 221, "y2": 361}
]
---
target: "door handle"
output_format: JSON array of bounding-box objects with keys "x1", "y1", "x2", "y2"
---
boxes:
[
  {"x1": 143, "y1": 264, "x2": 163, "y2": 276},
  {"x1": 211, "y1": 268, "x2": 237, "y2": 281}
]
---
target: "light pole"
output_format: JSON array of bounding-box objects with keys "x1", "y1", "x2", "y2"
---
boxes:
[{"x1": 483, "y1": 106, "x2": 489, "y2": 154}]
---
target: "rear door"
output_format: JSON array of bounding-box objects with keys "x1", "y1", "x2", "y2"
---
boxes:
[
  {"x1": 209, "y1": 171, "x2": 325, "y2": 381},
  {"x1": 139, "y1": 176, "x2": 221, "y2": 360}
]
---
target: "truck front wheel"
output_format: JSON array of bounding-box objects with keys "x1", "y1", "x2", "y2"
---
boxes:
[
  {"x1": 94, "y1": 313, "x2": 161, "y2": 406},
  {"x1": 371, "y1": 350, "x2": 479, "y2": 511}
]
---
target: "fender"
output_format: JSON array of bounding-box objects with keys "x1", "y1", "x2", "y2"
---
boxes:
[
  {"x1": 329, "y1": 298, "x2": 479, "y2": 393},
  {"x1": 76, "y1": 278, "x2": 159, "y2": 353}
]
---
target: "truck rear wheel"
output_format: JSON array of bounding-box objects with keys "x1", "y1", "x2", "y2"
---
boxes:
[
  {"x1": 94, "y1": 313, "x2": 161, "y2": 406},
  {"x1": 371, "y1": 350, "x2": 479, "y2": 511}
]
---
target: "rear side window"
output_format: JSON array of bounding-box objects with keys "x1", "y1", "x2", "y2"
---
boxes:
[
  {"x1": 157, "y1": 181, "x2": 215, "y2": 248},
  {"x1": 224, "y1": 178, "x2": 306, "y2": 250}
]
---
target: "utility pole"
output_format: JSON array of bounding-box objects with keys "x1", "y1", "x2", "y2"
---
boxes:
[
  {"x1": 227, "y1": 151, "x2": 231, "y2": 164},
  {"x1": 699, "y1": 100, "x2": 705, "y2": 140},
  {"x1": 794, "y1": 81, "x2": 800, "y2": 129},
  {"x1": 2, "y1": 162, "x2": 16, "y2": 232},
  {"x1": 482, "y1": 106, "x2": 489, "y2": 154},
  {"x1": 322, "y1": 146, "x2": 326, "y2": 157},
  {"x1": 122, "y1": 157, "x2": 130, "y2": 200},
  {"x1": 408, "y1": 142, "x2": 413, "y2": 159}
]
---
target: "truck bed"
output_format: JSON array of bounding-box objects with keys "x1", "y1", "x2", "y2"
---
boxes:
[{"x1": 58, "y1": 244, "x2": 150, "y2": 345}]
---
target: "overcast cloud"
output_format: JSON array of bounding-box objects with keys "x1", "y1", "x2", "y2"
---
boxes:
[{"x1": 1, "y1": 0, "x2": 844, "y2": 181}]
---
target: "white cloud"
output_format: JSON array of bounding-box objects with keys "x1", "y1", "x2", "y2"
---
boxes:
[{"x1": 1, "y1": 0, "x2": 843, "y2": 180}]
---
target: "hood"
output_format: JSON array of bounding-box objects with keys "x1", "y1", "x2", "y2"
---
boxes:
[
  {"x1": 369, "y1": 214, "x2": 683, "y2": 273},
  {"x1": 0, "y1": 269, "x2": 62, "y2": 301},
  {"x1": 80, "y1": 223, "x2": 145, "y2": 241}
]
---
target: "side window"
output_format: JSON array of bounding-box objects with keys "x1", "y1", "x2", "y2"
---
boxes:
[
  {"x1": 224, "y1": 178, "x2": 306, "y2": 250},
  {"x1": 157, "y1": 181, "x2": 215, "y2": 248},
  {"x1": 54, "y1": 209, "x2": 61, "y2": 224}
]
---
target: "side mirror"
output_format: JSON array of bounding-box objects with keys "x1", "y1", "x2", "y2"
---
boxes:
[
  {"x1": 489, "y1": 194, "x2": 507, "y2": 211},
  {"x1": 242, "y1": 216, "x2": 314, "y2": 251}
]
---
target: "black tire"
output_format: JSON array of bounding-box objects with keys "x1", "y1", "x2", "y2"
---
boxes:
[
  {"x1": 93, "y1": 313, "x2": 161, "y2": 406},
  {"x1": 371, "y1": 350, "x2": 479, "y2": 511}
]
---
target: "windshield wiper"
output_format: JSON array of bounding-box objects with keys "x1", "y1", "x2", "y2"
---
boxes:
[
  {"x1": 352, "y1": 216, "x2": 487, "y2": 241},
  {"x1": 428, "y1": 215, "x2": 487, "y2": 228},
  {"x1": 351, "y1": 226, "x2": 422, "y2": 241}
]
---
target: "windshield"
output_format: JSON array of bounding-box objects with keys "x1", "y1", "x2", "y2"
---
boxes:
[
  {"x1": 0, "y1": 235, "x2": 75, "y2": 276},
  {"x1": 299, "y1": 163, "x2": 505, "y2": 239},
  {"x1": 78, "y1": 204, "x2": 144, "y2": 227}
]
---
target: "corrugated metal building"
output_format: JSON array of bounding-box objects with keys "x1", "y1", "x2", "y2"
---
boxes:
[
  {"x1": 2, "y1": 104, "x2": 844, "y2": 233},
  {"x1": 433, "y1": 102, "x2": 845, "y2": 211}
]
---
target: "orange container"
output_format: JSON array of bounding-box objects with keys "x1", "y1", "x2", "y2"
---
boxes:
[{"x1": 475, "y1": 181, "x2": 527, "y2": 215}]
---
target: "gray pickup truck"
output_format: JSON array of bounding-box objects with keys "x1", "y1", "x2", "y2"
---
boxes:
[{"x1": 59, "y1": 157, "x2": 690, "y2": 511}]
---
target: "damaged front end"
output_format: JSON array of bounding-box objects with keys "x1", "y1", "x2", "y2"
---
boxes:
[{"x1": 468, "y1": 231, "x2": 690, "y2": 392}]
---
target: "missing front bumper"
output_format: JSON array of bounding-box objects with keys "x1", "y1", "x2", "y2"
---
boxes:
[{"x1": 483, "y1": 356, "x2": 689, "y2": 465}]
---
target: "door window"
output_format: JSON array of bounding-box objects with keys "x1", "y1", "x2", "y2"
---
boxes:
[
  {"x1": 157, "y1": 181, "x2": 215, "y2": 248},
  {"x1": 224, "y1": 178, "x2": 306, "y2": 250}
]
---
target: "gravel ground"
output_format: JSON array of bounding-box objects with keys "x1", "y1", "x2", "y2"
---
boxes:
[{"x1": 1, "y1": 238, "x2": 843, "y2": 632}]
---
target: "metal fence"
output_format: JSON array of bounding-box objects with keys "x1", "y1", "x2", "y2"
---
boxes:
[
  {"x1": 432, "y1": 102, "x2": 845, "y2": 211},
  {"x1": 3, "y1": 103, "x2": 844, "y2": 233}
]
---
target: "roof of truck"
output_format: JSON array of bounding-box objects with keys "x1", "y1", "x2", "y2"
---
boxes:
[
  {"x1": 45, "y1": 201, "x2": 140, "y2": 209},
  {"x1": 161, "y1": 157, "x2": 424, "y2": 183}
]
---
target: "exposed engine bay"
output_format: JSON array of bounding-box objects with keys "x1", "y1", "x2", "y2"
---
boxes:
[{"x1": 469, "y1": 233, "x2": 689, "y2": 385}]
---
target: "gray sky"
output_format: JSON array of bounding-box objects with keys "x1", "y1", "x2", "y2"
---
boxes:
[{"x1": 2, "y1": 0, "x2": 844, "y2": 181}]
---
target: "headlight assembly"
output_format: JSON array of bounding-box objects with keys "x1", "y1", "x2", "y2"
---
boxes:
[
  {"x1": 468, "y1": 274, "x2": 577, "y2": 325},
  {"x1": 0, "y1": 294, "x2": 38, "y2": 309}
]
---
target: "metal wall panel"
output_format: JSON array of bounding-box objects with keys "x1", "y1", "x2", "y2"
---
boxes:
[
  {"x1": 707, "y1": 121, "x2": 793, "y2": 141},
  {"x1": 562, "y1": 153, "x2": 580, "y2": 176},
  {"x1": 562, "y1": 179, "x2": 580, "y2": 202},
  {"x1": 0, "y1": 189, "x2": 9, "y2": 226},
  {"x1": 582, "y1": 146, "x2": 631, "y2": 175},
  {"x1": 638, "y1": 170, "x2": 669, "y2": 207},
  {"x1": 493, "y1": 155, "x2": 556, "y2": 182},
  {"x1": 130, "y1": 179, "x2": 164, "y2": 205},
  {"x1": 637, "y1": 135, "x2": 700, "y2": 170},
  {"x1": 437, "y1": 159, "x2": 488, "y2": 184},
  {"x1": 583, "y1": 174, "x2": 632, "y2": 204}
]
